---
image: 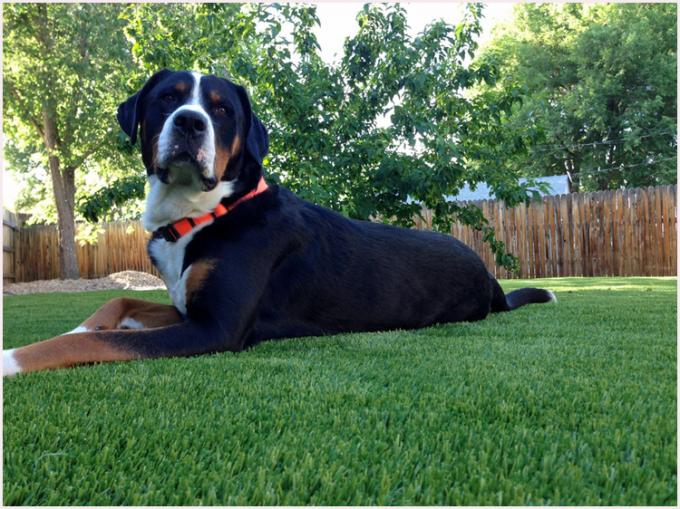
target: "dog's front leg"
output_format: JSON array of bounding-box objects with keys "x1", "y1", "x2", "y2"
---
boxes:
[
  {"x1": 3, "y1": 320, "x2": 232, "y2": 376},
  {"x1": 4, "y1": 249, "x2": 281, "y2": 376},
  {"x1": 3, "y1": 297, "x2": 184, "y2": 376}
]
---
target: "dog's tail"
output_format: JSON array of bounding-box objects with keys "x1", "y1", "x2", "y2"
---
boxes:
[{"x1": 490, "y1": 277, "x2": 556, "y2": 312}]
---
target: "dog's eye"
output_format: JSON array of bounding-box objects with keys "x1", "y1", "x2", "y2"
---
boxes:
[
  {"x1": 162, "y1": 93, "x2": 176, "y2": 104},
  {"x1": 214, "y1": 105, "x2": 232, "y2": 116}
]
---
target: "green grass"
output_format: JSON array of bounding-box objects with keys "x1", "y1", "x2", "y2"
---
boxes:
[{"x1": 3, "y1": 277, "x2": 676, "y2": 505}]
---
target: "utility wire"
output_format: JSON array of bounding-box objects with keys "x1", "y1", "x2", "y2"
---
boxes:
[
  {"x1": 564, "y1": 155, "x2": 677, "y2": 178},
  {"x1": 529, "y1": 129, "x2": 676, "y2": 154}
]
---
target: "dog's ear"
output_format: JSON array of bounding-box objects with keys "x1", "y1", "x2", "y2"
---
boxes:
[
  {"x1": 117, "y1": 69, "x2": 172, "y2": 145},
  {"x1": 234, "y1": 84, "x2": 269, "y2": 169}
]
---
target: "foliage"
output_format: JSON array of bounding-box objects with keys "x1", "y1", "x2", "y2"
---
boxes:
[
  {"x1": 4, "y1": 277, "x2": 677, "y2": 504},
  {"x1": 15, "y1": 4, "x2": 670, "y2": 270},
  {"x1": 113, "y1": 2, "x2": 540, "y2": 270},
  {"x1": 3, "y1": 3, "x2": 138, "y2": 206},
  {"x1": 77, "y1": 175, "x2": 146, "y2": 223},
  {"x1": 3, "y1": 3, "x2": 142, "y2": 275},
  {"x1": 471, "y1": 3, "x2": 677, "y2": 191}
]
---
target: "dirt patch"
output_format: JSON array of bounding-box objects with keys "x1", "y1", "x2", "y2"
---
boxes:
[{"x1": 4, "y1": 271, "x2": 166, "y2": 295}]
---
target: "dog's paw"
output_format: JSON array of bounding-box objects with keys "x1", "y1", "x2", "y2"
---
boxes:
[{"x1": 3, "y1": 349, "x2": 21, "y2": 377}]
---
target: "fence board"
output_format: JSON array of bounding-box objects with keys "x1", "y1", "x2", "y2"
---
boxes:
[
  {"x1": 3, "y1": 210, "x2": 18, "y2": 283},
  {"x1": 662, "y1": 187, "x2": 673, "y2": 275},
  {"x1": 547, "y1": 196, "x2": 556, "y2": 277}
]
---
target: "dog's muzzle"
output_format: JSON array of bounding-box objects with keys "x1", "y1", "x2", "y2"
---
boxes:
[{"x1": 157, "y1": 109, "x2": 216, "y2": 190}]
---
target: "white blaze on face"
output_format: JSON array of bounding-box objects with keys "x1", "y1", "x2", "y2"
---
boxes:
[
  {"x1": 156, "y1": 71, "x2": 217, "y2": 182},
  {"x1": 190, "y1": 71, "x2": 202, "y2": 103}
]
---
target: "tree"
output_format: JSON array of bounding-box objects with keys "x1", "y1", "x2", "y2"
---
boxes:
[
  {"x1": 98, "y1": 2, "x2": 538, "y2": 270},
  {"x1": 3, "y1": 3, "x2": 134, "y2": 278},
  {"x1": 6, "y1": 3, "x2": 546, "y2": 273},
  {"x1": 471, "y1": 3, "x2": 677, "y2": 191}
]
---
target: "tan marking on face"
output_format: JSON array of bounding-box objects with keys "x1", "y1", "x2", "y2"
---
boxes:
[
  {"x1": 12, "y1": 334, "x2": 136, "y2": 374},
  {"x1": 209, "y1": 90, "x2": 221, "y2": 103},
  {"x1": 175, "y1": 81, "x2": 189, "y2": 93},
  {"x1": 185, "y1": 259, "x2": 217, "y2": 304},
  {"x1": 230, "y1": 134, "x2": 241, "y2": 158},
  {"x1": 214, "y1": 134, "x2": 242, "y2": 181},
  {"x1": 213, "y1": 143, "x2": 230, "y2": 181}
]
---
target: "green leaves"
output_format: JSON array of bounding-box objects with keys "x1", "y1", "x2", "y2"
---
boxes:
[
  {"x1": 472, "y1": 3, "x2": 677, "y2": 191},
  {"x1": 4, "y1": 3, "x2": 139, "y2": 223},
  {"x1": 77, "y1": 175, "x2": 146, "y2": 223},
  {"x1": 7, "y1": 3, "x2": 590, "y2": 270}
]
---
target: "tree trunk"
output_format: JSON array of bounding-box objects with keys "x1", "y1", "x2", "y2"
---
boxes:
[
  {"x1": 43, "y1": 108, "x2": 80, "y2": 280},
  {"x1": 34, "y1": 4, "x2": 79, "y2": 280}
]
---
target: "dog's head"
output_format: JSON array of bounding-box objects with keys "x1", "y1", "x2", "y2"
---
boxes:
[{"x1": 117, "y1": 70, "x2": 268, "y2": 192}]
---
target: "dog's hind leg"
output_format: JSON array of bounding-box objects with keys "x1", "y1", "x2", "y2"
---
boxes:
[{"x1": 63, "y1": 297, "x2": 182, "y2": 334}]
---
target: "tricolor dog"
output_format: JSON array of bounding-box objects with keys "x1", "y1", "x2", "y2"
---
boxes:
[{"x1": 3, "y1": 70, "x2": 555, "y2": 376}]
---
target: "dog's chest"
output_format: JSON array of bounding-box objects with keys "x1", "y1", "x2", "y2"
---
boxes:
[{"x1": 148, "y1": 225, "x2": 209, "y2": 315}]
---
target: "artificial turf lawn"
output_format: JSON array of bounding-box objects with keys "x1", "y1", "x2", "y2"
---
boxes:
[{"x1": 2, "y1": 277, "x2": 676, "y2": 505}]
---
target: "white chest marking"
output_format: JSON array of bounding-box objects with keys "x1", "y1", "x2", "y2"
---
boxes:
[
  {"x1": 143, "y1": 174, "x2": 234, "y2": 314},
  {"x1": 143, "y1": 171, "x2": 235, "y2": 315},
  {"x1": 149, "y1": 228, "x2": 209, "y2": 316}
]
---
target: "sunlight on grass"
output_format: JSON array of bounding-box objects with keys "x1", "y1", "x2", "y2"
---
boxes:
[{"x1": 502, "y1": 276, "x2": 677, "y2": 293}]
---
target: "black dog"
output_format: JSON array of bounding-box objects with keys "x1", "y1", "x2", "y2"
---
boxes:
[{"x1": 2, "y1": 70, "x2": 554, "y2": 376}]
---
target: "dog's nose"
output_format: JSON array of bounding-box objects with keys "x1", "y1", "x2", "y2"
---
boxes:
[{"x1": 173, "y1": 110, "x2": 207, "y2": 137}]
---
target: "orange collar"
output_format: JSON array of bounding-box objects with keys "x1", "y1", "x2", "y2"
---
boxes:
[{"x1": 153, "y1": 177, "x2": 269, "y2": 242}]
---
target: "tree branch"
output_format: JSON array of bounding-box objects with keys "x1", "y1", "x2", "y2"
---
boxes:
[
  {"x1": 5, "y1": 81, "x2": 45, "y2": 139},
  {"x1": 62, "y1": 13, "x2": 92, "y2": 152},
  {"x1": 66, "y1": 142, "x2": 100, "y2": 174}
]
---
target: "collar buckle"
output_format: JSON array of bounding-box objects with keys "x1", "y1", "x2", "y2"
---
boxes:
[{"x1": 161, "y1": 225, "x2": 180, "y2": 242}]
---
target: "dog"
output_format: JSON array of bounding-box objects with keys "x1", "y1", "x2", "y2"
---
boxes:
[{"x1": 3, "y1": 70, "x2": 555, "y2": 376}]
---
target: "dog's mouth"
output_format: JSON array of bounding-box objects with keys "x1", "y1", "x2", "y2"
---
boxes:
[{"x1": 157, "y1": 144, "x2": 216, "y2": 191}]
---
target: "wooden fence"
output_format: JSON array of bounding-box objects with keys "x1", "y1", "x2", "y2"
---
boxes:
[
  {"x1": 3, "y1": 210, "x2": 21, "y2": 284},
  {"x1": 5, "y1": 185, "x2": 677, "y2": 283},
  {"x1": 12, "y1": 220, "x2": 159, "y2": 282},
  {"x1": 416, "y1": 185, "x2": 677, "y2": 278}
]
